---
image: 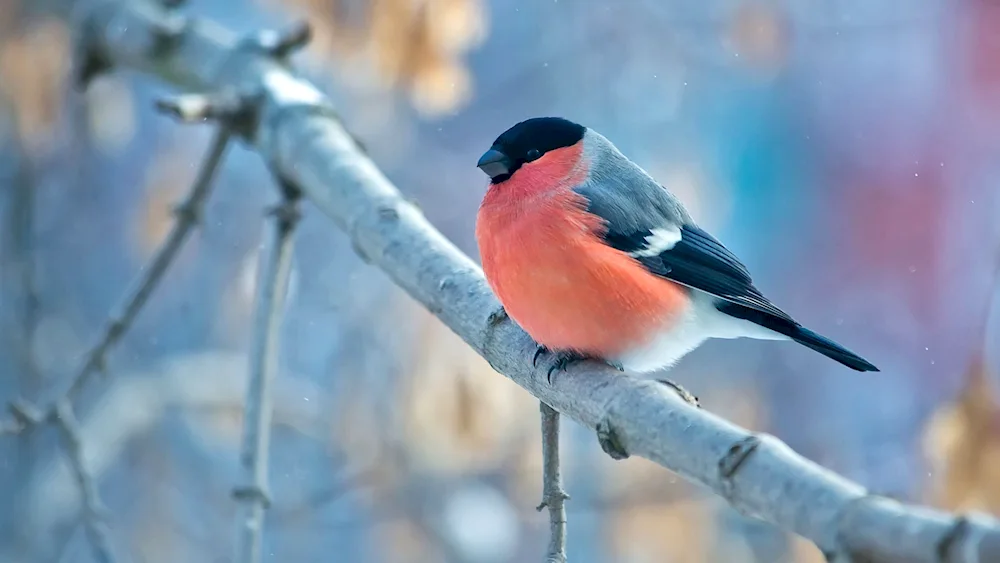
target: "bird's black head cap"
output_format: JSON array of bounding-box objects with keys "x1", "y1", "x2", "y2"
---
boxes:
[{"x1": 477, "y1": 117, "x2": 586, "y2": 183}]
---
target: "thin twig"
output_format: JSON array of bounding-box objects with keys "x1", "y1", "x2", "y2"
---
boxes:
[
  {"x1": 52, "y1": 400, "x2": 115, "y2": 563},
  {"x1": 4, "y1": 147, "x2": 41, "y2": 388},
  {"x1": 64, "y1": 126, "x2": 232, "y2": 403},
  {"x1": 0, "y1": 126, "x2": 233, "y2": 563},
  {"x1": 1, "y1": 127, "x2": 231, "y2": 436},
  {"x1": 536, "y1": 402, "x2": 568, "y2": 563},
  {"x1": 232, "y1": 191, "x2": 300, "y2": 563}
]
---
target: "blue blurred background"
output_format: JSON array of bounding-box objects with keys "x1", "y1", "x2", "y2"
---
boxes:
[{"x1": 1, "y1": 0, "x2": 999, "y2": 561}]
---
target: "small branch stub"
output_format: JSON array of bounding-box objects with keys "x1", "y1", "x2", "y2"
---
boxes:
[
  {"x1": 73, "y1": 3, "x2": 113, "y2": 88},
  {"x1": 232, "y1": 485, "x2": 273, "y2": 509},
  {"x1": 718, "y1": 435, "x2": 762, "y2": 516},
  {"x1": 149, "y1": 14, "x2": 187, "y2": 55},
  {"x1": 937, "y1": 517, "x2": 971, "y2": 562},
  {"x1": 252, "y1": 21, "x2": 312, "y2": 59},
  {"x1": 155, "y1": 91, "x2": 261, "y2": 139}
]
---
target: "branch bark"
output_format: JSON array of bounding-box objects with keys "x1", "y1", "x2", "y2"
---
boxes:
[
  {"x1": 0, "y1": 123, "x2": 232, "y2": 436},
  {"x1": 536, "y1": 402, "x2": 568, "y2": 563},
  {"x1": 232, "y1": 191, "x2": 299, "y2": 563},
  {"x1": 52, "y1": 400, "x2": 115, "y2": 563},
  {"x1": 0, "y1": 104, "x2": 233, "y2": 562},
  {"x1": 74, "y1": 1, "x2": 1000, "y2": 561}
]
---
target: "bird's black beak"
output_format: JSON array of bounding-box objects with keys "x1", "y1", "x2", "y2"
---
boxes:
[{"x1": 477, "y1": 148, "x2": 513, "y2": 180}]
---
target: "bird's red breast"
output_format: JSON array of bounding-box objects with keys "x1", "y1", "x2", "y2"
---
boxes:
[{"x1": 475, "y1": 143, "x2": 691, "y2": 358}]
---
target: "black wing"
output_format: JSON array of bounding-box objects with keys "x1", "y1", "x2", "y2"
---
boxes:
[
  {"x1": 575, "y1": 174, "x2": 877, "y2": 370},
  {"x1": 603, "y1": 223, "x2": 796, "y2": 323}
]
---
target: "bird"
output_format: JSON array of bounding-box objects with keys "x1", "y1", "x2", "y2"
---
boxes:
[{"x1": 474, "y1": 116, "x2": 878, "y2": 382}]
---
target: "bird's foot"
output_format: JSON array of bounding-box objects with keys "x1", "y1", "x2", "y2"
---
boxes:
[
  {"x1": 532, "y1": 345, "x2": 589, "y2": 384},
  {"x1": 532, "y1": 346, "x2": 626, "y2": 383}
]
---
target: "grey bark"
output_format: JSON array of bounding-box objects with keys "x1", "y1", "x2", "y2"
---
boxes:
[
  {"x1": 232, "y1": 193, "x2": 299, "y2": 563},
  {"x1": 537, "y1": 402, "x2": 568, "y2": 563}
]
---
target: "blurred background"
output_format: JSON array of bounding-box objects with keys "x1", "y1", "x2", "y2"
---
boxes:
[{"x1": 1, "y1": 0, "x2": 999, "y2": 561}]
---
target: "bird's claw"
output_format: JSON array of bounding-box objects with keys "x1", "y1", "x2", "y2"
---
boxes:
[
  {"x1": 532, "y1": 345, "x2": 587, "y2": 384},
  {"x1": 532, "y1": 344, "x2": 549, "y2": 368},
  {"x1": 547, "y1": 352, "x2": 586, "y2": 383}
]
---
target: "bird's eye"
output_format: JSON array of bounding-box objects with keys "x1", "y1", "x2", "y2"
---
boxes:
[{"x1": 525, "y1": 149, "x2": 542, "y2": 162}]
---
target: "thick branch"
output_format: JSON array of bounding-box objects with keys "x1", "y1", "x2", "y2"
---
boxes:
[
  {"x1": 232, "y1": 193, "x2": 299, "y2": 563},
  {"x1": 76, "y1": 1, "x2": 1000, "y2": 561}
]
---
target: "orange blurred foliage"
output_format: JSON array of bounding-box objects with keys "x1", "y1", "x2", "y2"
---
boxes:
[
  {"x1": 922, "y1": 355, "x2": 1000, "y2": 514},
  {"x1": 0, "y1": 17, "x2": 71, "y2": 151},
  {"x1": 261, "y1": 0, "x2": 486, "y2": 116},
  {"x1": 725, "y1": 1, "x2": 790, "y2": 73}
]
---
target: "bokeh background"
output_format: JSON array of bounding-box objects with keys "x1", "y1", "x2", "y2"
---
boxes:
[{"x1": 2, "y1": 0, "x2": 999, "y2": 561}]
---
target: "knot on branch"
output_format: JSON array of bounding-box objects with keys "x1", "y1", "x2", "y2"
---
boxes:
[
  {"x1": 155, "y1": 90, "x2": 263, "y2": 139},
  {"x1": 718, "y1": 435, "x2": 762, "y2": 509},
  {"x1": 378, "y1": 205, "x2": 400, "y2": 223},
  {"x1": 535, "y1": 489, "x2": 570, "y2": 512},
  {"x1": 938, "y1": 516, "x2": 972, "y2": 562},
  {"x1": 104, "y1": 317, "x2": 126, "y2": 343},
  {"x1": 245, "y1": 21, "x2": 313, "y2": 61},
  {"x1": 9, "y1": 399, "x2": 44, "y2": 428},
  {"x1": 149, "y1": 13, "x2": 188, "y2": 57},
  {"x1": 596, "y1": 418, "x2": 629, "y2": 461},
  {"x1": 825, "y1": 491, "x2": 874, "y2": 562},
  {"x1": 232, "y1": 484, "x2": 273, "y2": 508},
  {"x1": 266, "y1": 197, "x2": 302, "y2": 229},
  {"x1": 172, "y1": 201, "x2": 203, "y2": 226},
  {"x1": 73, "y1": 0, "x2": 116, "y2": 88}
]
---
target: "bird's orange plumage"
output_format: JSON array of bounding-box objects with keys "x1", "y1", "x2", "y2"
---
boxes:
[{"x1": 475, "y1": 143, "x2": 691, "y2": 359}]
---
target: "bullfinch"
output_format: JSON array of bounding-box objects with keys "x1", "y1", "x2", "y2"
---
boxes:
[{"x1": 474, "y1": 117, "x2": 878, "y2": 381}]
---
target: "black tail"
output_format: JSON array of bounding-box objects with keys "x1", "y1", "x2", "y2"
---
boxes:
[
  {"x1": 716, "y1": 302, "x2": 879, "y2": 372},
  {"x1": 781, "y1": 325, "x2": 879, "y2": 372}
]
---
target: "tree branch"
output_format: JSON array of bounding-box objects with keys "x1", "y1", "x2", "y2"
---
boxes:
[
  {"x1": 72, "y1": 1, "x2": 1000, "y2": 561},
  {"x1": 0, "y1": 105, "x2": 233, "y2": 561},
  {"x1": 232, "y1": 190, "x2": 300, "y2": 563},
  {"x1": 0, "y1": 123, "x2": 232, "y2": 436},
  {"x1": 536, "y1": 402, "x2": 568, "y2": 563},
  {"x1": 62, "y1": 124, "x2": 232, "y2": 402},
  {"x1": 3, "y1": 145, "x2": 41, "y2": 390},
  {"x1": 51, "y1": 400, "x2": 115, "y2": 563}
]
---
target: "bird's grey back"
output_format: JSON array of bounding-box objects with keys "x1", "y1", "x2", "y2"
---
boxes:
[{"x1": 574, "y1": 128, "x2": 693, "y2": 233}]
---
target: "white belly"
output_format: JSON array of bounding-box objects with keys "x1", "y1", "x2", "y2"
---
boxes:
[{"x1": 611, "y1": 291, "x2": 788, "y2": 374}]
